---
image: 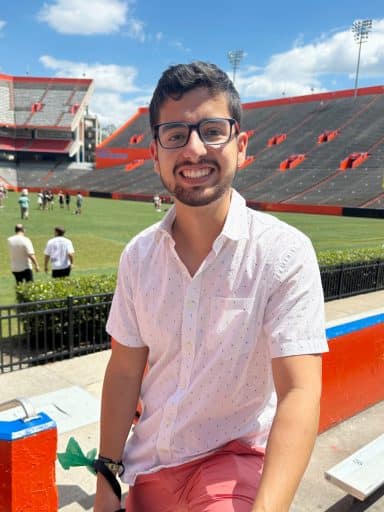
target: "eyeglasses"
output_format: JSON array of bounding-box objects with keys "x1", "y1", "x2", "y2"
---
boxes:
[{"x1": 153, "y1": 118, "x2": 239, "y2": 149}]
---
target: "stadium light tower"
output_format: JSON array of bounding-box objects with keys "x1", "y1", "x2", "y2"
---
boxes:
[
  {"x1": 227, "y1": 50, "x2": 244, "y2": 85},
  {"x1": 352, "y1": 19, "x2": 372, "y2": 98}
]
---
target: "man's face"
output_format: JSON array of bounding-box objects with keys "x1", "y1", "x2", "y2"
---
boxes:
[{"x1": 150, "y1": 88, "x2": 247, "y2": 207}]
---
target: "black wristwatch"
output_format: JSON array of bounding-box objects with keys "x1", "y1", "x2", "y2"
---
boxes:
[
  {"x1": 93, "y1": 455, "x2": 125, "y2": 510},
  {"x1": 96, "y1": 455, "x2": 125, "y2": 477}
]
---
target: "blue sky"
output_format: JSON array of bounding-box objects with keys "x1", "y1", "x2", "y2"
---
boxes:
[{"x1": 1, "y1": 1, "x2": 383, "y2": 128}]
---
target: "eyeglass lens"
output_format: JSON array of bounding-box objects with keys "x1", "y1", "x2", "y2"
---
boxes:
[{"x1": 158, "y1": 119, "x2": 233, "y2": 148}]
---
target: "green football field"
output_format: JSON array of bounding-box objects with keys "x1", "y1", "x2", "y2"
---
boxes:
[{"x1": 1, "y1": 190, "x2": 383, "y2": 305}]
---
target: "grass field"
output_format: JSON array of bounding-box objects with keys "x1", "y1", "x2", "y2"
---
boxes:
[{"x1": 1, "y1": 190, "x2": 383, "y2": 305}]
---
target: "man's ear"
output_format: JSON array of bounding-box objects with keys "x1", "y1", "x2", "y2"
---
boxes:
[
  {"x1": 236, "y1": 131, "x2": 248, "y2": 168},
  {"x1": 150, "y1": 139, "x2": 160, "y2": 175}
]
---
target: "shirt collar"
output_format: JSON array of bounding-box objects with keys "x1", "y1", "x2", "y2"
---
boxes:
[
  {"x1": 156, "y1": 189, "x2": 249, "y2": 245},
  {"x1": 220, "y1": 189, "x2": 249, "y2": 242},
  {"x1": 157, "y1": 205, "x2": 176, "y2": 243}
]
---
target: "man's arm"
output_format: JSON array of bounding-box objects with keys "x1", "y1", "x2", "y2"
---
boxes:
[
  {"x1": 251, "y1": 353, "x2": 322, "y2": 512},
  {"x1": 44, "y1": 254, "x2": 50, "y2": 273},
  {"x1": 94, "y1": 339, "x2": 148, "y2": 512},
  {"x1": 68, "y1": 252, "x2": 74, "y2": 265},
  {"x1": 28, "y1": 253, "x2": 40, "y2": 272}
]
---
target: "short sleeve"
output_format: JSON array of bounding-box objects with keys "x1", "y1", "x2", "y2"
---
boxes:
[
  {"x1": 106, "y1": 249, "x2": 145, "y2": 348},
  {"x1": 264, "y1": 233, "x2": 329, "y2": 358},
  {"x1": 25, "y1": 239, "x2": 35, "y2": 255}
]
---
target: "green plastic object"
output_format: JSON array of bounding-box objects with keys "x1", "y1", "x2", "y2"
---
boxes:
[{"x1": 57, "y1": 436, "x2": 97, "y2": 475}]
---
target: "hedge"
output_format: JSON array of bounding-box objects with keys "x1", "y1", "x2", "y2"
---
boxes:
[
  {"x1": 15, "y1": 274, "x2": 117, "y2": 303},
  {"x1": 14, "y1": 246, "x2": 384, "y2": 304},
  {"x1": 317, "y1": 247, "x2": 384, "y2": 266}
]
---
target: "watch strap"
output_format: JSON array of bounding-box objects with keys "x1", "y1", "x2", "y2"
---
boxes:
[{"x1": 92, "y1": 458, "x2": 123, "y2": 504}]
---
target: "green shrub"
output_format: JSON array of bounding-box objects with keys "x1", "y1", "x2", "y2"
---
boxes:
[
  {"x1": 317, "y1": 246, "x2": 384, "y2": 266},
  {"x1": 15, "y1": 274, "x2": 116, "y2": 352},
  {"x1": 15, "y1": 274, "x2": 117, "y2": 303}
]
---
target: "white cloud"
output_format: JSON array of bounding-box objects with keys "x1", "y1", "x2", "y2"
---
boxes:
[
  {"x1": 125, "y1": 17, "x2": 146, "y2": 42},
  {"x1": 38, "y1": 0, "x2": 145, "y2": 39},
  {"x1": 39, "y1": 54, "x2": 152, "y2": 126},
  {"x1": 89, "y1": 91, "x2": 151, "y2": 127},
  {"x1": 0, "y1": 19, "x2": 6, "y2": 34},
  {"x1": 236, "y1": 18, "x2": 384, "y2": 100},
  {"x1": 169, "y1": 39, "x2": 191, "y2": 53},
  {"x1": 40, "y1": 55, "x2": 140, "y2": 93}
]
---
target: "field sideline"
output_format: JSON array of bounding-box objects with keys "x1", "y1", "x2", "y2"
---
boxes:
[{"x1": 1, "y1": 190, "x2": 383, "y2": 305}]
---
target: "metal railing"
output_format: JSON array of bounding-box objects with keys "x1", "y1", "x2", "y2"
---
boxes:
[
  {"x1": 321, "y1": 260, "x2": 384, "y2": 301},
  {"x1": 1, "y1": 261, "x2": 384, "y2": 373},
  {"x1": 0, "y1": 293, "x2": 112, "y2": 373}
]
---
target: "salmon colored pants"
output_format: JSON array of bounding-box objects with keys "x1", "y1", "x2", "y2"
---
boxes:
[{"x1": 125, "y1": 440, "x2": 265, "y2": 512}]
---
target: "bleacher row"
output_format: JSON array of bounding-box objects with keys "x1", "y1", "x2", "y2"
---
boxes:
[
  {"x1": 1, "y1": 86, "x2": 383, "y2": 209},
  {"x1": 0, "y1": 76, "x2": 91, "y2": 129}
]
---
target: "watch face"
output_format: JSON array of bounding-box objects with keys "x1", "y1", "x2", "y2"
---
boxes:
[{"x1": 106, "y1": 461, "x2": 124, "y2": 477}]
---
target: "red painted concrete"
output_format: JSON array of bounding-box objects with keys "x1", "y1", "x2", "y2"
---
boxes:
[
  {"x1": 319, "y1": 322, "x2": 384, "y2": 432},
  {"x1": 0, "y1": 427, "x2": 58, "y2": 512}
]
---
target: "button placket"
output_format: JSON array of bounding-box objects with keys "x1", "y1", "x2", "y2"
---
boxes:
[{"x1": 179, "y1": 275, "x2": 201, "y2": 390}]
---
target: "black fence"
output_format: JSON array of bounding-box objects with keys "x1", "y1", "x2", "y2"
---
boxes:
[
  {"x1": 0, "y1": 293, "x2": 112, "y2": 373},
  {"x1": 320, "y1": 260, "x2": 384, "y2": 301},
  {"x1": 1, "y1": 261, "x2": 383, "y2": 373}
]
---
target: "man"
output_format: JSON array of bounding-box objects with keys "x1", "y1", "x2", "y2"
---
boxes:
[
  {"x1": 44, "y1": 226, "x2": 74, "y2": 278},
  {"x1": 75, "y1": 192, "x2": 83, "y2": 214},
  {"x1": 65, "y1": 192, "x2": 71, "y2": 210},
  {"x1": 8, "y1": 224, "x2": 40, "y2": 283},
  {"x1": 94, "y1": 62, "x2": 328, "y2": 512},
  {"x1": 18, "y1": 189, "x2": 29, "y2": 219},
  {"x1": 0, "y1": 184, "x2": 5, "y2": 208}
]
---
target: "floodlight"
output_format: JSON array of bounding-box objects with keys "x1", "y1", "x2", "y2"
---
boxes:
[
  {"x1": 352, "y1": 19, "x2": 372, "y2": 98},
  {"x1": 227, "y1": 50, "x2": 244, "y2": 85}
]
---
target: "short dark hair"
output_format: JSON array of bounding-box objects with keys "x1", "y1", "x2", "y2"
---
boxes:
[
  {"x1": 55, "y1": 226, "x2": 65, "y2": 236},
  {"x1": 149, "y1": 61, "x2": 242, "y2": 131},
  {"x1": 15, "y1": 224, "x2": 24, "y2": 233}
]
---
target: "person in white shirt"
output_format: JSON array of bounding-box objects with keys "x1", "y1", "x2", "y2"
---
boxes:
[
  {"x1": 8, "y1": 224, "x2": 40, "y2": 283},
  {"x1": 94, "y1": 62, "x2": 328, "y2": 512},
  {"x1": 44, "y1": 226, "x2": 74, "y2": 278}
]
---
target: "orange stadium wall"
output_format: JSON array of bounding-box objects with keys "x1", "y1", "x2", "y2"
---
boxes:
[
  {"x1": 242, "y1": 85, "x2": 384, "y2": 110},
  {"x1": 98, "y1": 107, "x2": 149, "y2": 149},
  {"x1": 319, "y1": 312, "x2": 384, "y2": 432}
]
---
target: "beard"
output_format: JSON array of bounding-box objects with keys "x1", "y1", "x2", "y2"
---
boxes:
[{"x1": 158, "y1": 159, "x2": 236, "y2": 207}]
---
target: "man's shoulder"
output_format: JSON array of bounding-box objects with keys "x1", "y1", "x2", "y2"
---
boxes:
[
  {"x1": 122, "y1": 221, "x2": 163, "y2": 256},
  {"x1": 247, "y1": 207, "x2": 309, "y2": 243}
]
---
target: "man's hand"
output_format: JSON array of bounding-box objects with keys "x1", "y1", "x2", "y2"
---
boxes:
[{"x1": 93, "y1": 474, "x2": 122, "y2": 512}]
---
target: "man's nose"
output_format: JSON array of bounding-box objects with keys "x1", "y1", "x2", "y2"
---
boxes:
[{"x1": 181, "y1": 128, "x2": 207, "y2": 158}]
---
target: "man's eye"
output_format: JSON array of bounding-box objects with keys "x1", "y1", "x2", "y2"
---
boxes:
[
  {"x1": 204, "y1": 128, "x2": 222, "y2": 136},
  {"x1": 167, "y1": 132, "x2": 186, "y2": 142}
]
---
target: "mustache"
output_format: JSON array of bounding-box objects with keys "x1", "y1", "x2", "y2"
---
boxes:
[{"x1": 173, "y1": 158, "x2": 220, "y2": 175}]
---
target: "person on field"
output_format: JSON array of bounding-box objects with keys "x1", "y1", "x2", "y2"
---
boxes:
[
  {"x1": 0, "y1": 184, "x2": 5, "y2": 208},
  {"x1": 18, "y1": 189, "x2": 30, "y2": 219},
  {"x1": 58, "y1": 190, "x2": 65, "y2": 208},
  {"x1": 8, "y1": 224, "x2": 40, "y2": 283},
  {"x1": 44, "y1": 226, "x2": 74, "y2": 278},
  {"x1": 94, "y1": 61, "x2": 328, "y2": 512},
  {"x1": 75, "y1": 192, "x2": 83, "y2": 214}
]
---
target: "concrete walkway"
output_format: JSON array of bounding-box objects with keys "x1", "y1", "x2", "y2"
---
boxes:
[{"x1": 1, "y1": 290, "x2": 383, "y2": 511}]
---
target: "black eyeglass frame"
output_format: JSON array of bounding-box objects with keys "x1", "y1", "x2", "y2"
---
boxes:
[{"x1": 153, "y1": 117, "x2": 240, "y2": 149}]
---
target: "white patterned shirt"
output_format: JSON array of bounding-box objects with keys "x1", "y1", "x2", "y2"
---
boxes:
[{"x1": 106, "y1": 189, "x2": 328, "y2": 484}]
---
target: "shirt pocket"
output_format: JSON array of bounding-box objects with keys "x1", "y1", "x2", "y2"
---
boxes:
[{"x1": 207, "y1": 297, "x2": 256, "y2": 357}]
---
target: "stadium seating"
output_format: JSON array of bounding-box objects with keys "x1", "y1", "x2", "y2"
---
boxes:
[{"x1": 2, "y1": 82, "x2": 383, "y2": 209}]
